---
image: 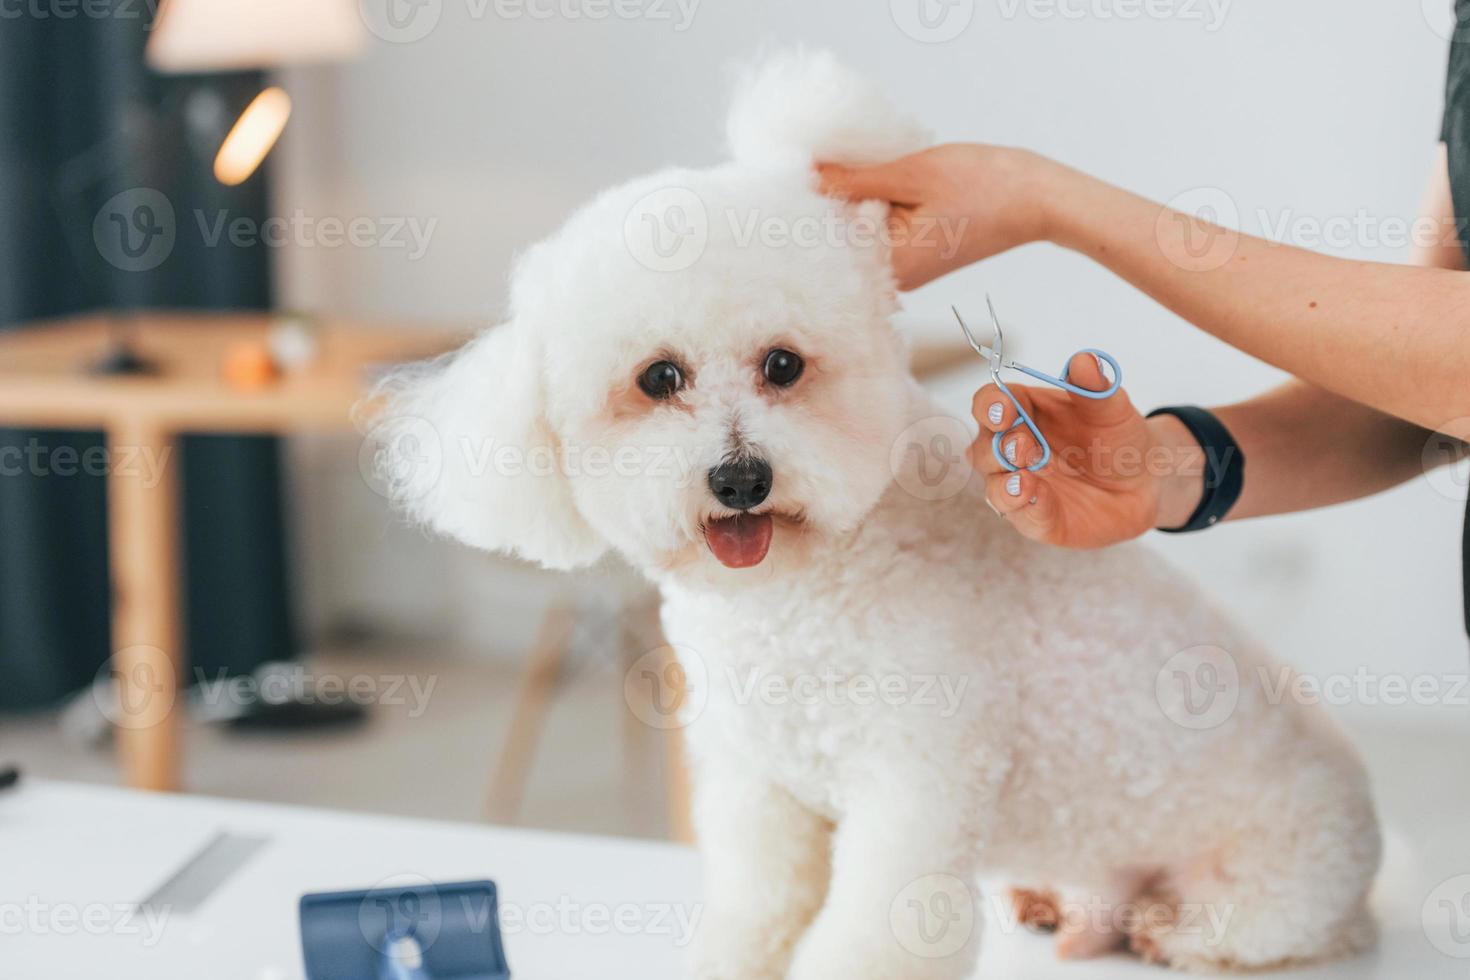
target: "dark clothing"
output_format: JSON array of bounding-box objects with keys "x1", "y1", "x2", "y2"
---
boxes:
[
  {"x1": 1441, "y1": 3, "x2": 1470, "y2": 633},
  {"x1": 0, "y1": 14, "x2": 295, "y2": 708}
]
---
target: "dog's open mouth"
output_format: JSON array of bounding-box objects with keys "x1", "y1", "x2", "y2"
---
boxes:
[{"x1": 704, "y1": 513, "x2": 774, "y2": 568}]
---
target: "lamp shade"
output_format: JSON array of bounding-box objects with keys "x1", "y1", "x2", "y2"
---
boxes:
[{"x1": 146, "y1": 0, "x2": 365, "y2": 73}]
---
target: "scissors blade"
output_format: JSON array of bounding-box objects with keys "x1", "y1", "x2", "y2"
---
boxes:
[
  {"x1": 951, "y1": 303, "x2": 1011, "y2": 368},
  {"x1": 951, "y1": 305, "x2": 994, "y2": 359},
  {"x1": 984, "y1": 294, "x2": 1005, "y2": 359}
]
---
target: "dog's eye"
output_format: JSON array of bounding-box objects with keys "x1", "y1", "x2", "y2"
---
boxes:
[
  {"x1": 763, "y1": 349, "x2": 804, "y2": 387},
  {"x1": 638, "y1": 360, "x2": 684, "y2": 400}
]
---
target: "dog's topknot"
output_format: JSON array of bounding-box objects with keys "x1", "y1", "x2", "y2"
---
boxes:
[{"x1": 725, "y1": 48, "x2": 930, "y2": 170}]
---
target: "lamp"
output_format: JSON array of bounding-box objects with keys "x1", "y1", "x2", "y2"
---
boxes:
[
  {"x1": 145, "y1": 0, "x2": 365, "y2": 187},
  {"x1": 212, "y1": 86, "x2": 294, "y2": 186},
  {"x1": 146, "y1": 0, "x2": 365, "y2": 73},
  {"x1": 76, "y1": 0, "x2": 364, "y2": 376}
]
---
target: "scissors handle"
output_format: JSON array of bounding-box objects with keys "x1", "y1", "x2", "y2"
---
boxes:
[
  {"x1": 1010, "y1": 348, "x2": 1122, "y2": 400},
  {"x1": 991, "y1": 348, "x2": 1123, "y2": 473},
  {"x1": 991, "y1": 378, "x2": 1051, "y2": 473}
]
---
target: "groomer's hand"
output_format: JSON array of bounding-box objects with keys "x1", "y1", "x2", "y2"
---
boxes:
[
  {"x1": 817, "y1": 144, "x2": 1070, "y2": 290},
  {"x1": 969, "y1": 354, "x2": 1206, "y2": 549}
]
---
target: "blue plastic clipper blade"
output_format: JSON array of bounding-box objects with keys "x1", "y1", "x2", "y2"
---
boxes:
[{"x1": 299, "y1": 879, "x2": 510, "y2": 980}]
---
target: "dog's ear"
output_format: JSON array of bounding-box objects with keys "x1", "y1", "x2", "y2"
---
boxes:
[{"x1": 367, "y1": 321, "x2": 607, "y2": 570}]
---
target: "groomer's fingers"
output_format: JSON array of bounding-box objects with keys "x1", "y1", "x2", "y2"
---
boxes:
[
  {"x1": 971, "y1": 384, "x2": 1036, "y2": 434},
  {"x1": 1006, "y1": 477, "x2": 1061, "y2": 542},
  {"x1": 1001, "y1": 428, "x2": 1044, "y2": 470},
  {"x1": 1063, "y1": 352, "x2": 1135, "y2": 427},
  {"x1": 816, "y1": 160, "x2": 923, "y2": 207},
  {"x1": 984, "y1": 470, "x2": 1062, "y2": 541},
  {"x1": 884, "y1": 206, "x2": 925, "y2": 290},
  {"x1": 967, "y1": 426, "x2": 1042, "y2": 475},
  {"x1": 984, "y1": 468, "x2": 1037, "y2": 517}
]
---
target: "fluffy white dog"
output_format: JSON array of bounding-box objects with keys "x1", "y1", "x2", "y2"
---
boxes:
[{"x1": 375, "y1": 50, "x2": 1380, "y2": 978}]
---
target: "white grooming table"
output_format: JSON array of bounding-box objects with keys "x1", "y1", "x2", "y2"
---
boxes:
[{"x1": 2, "y1": 773, "x2": 1463, "y2": 978}]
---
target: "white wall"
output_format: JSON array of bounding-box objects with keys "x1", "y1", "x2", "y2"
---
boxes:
[{"x1": 272, "y1": 0, "x2": 1469, "y2": 724}]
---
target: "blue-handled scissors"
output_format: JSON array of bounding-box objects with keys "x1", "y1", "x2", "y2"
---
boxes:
[{"x1": 953, "y1": 296, "x2": 1122, "y2": 473}]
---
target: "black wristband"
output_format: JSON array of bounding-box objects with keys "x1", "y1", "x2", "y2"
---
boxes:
[{"x1": 1146, "y1": 406, "x2": 1245, "y2": 533}]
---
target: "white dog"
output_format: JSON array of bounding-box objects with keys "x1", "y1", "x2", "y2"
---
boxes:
[{"x1": 375, "y1": 50, "x2": 1380, "y2": 978}]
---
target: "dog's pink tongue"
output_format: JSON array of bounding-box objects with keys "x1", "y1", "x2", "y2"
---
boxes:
[{"x1": 704, "y1": 514, "x2": 774, "y2": 568}]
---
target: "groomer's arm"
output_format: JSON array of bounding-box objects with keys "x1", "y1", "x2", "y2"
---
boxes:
[
  {"x1": 821, "y1": 145, "x2": 1459, "y2": 546},
  {"x1": 821, "y1": 144, "x2": 1470, "y2": 433},
  {"x1": 1165, "y1": 146, "x2": 1460, "y2": 525}
]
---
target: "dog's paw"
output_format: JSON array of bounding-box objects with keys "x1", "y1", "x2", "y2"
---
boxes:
[
  {"x1": 1057, "y1": 927, "x2": 1128, "y2": 960},
  {"x1": 1124, "y1": 902, "x2": 1234, "y2": 972},
  {"x1": 1007, "y1": 886, "x2": 1128, "y2": 961},
  {"x1": 1006, "y1": 887, "x2": 1061, "y2": 933}
]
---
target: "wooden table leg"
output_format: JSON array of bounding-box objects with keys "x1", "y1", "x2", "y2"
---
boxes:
[{"x1": 106, "y1": 420, "x2": 182, "y2": 791}]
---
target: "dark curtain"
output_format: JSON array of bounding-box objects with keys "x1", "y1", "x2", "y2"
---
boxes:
[{"x1": 0, "y1": 8, "x2": 295, "y2": 708}]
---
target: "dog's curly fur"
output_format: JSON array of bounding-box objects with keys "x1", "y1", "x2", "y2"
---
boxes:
[{"x1": 376, "y1": 49, "x2": 1380, "y2": 979}]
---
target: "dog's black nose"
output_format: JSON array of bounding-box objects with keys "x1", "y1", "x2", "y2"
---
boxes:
[{"x1": 708, "y1": 458, "x2": 772, "y2": 511}]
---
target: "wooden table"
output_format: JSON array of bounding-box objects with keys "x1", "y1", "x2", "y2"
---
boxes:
[{"x1": 0, "y1": 312, "x2": 457, "y2": 791}]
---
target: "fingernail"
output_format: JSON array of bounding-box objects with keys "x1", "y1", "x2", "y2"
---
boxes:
[
  {"x1": 1006, "y1": 473, "x2": 1022, "y2": 497},
  {"x1": 1003, "y1": 440, "x2": 1017, "y2": 464},
  {"x1": 987, "y1": 402, "x2": 1004, "y2": 425},
  {"x1": 1092, "y1": 353, "x2": 1104, "y2": 373}
]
